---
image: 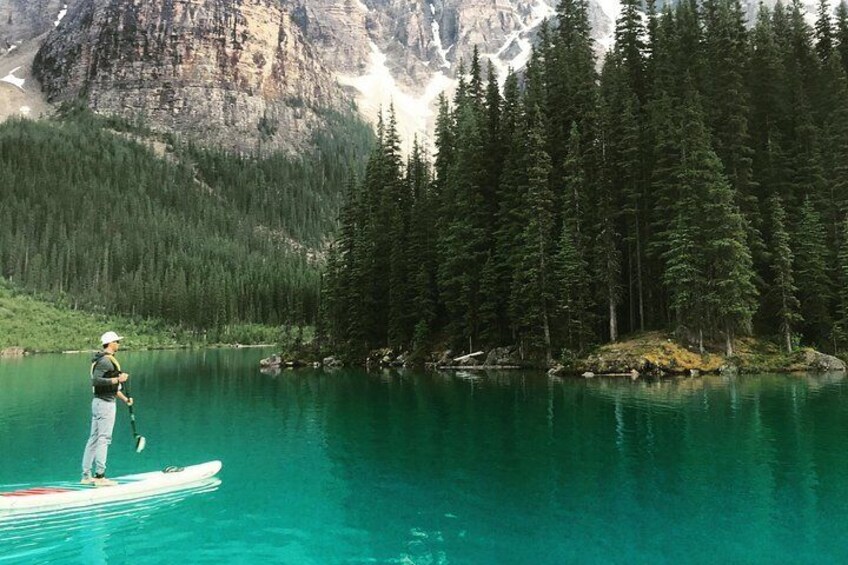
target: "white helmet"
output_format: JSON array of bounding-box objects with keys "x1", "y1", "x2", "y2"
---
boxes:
[{"x1": 100, "y1": 331, "x2": 124, "y2": 346}]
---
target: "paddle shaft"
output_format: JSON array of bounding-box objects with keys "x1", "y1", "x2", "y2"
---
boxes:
[{"x1": 123, "y1": 378, "x2": 141, "y2": 439}]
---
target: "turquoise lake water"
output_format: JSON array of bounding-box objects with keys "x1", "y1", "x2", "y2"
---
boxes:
[{"x1": 2, "y1": 349, "x2": 848, "y2": 563}]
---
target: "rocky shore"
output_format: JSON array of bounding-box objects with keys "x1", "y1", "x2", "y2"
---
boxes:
[
  {"x1": 550, "y1": 333, "x2": 845, "y2": 378},
  {"x1": 260, "y1": 332, "x2": 847, "y2": 378}
]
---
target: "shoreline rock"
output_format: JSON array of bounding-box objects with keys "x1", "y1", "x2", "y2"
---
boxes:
[
  {"x1": 0, "y1": 347, "x2": 26, "y2": 358},
  {"x1": 260, "y1": 333, "x2": 847, "y2": 377}
]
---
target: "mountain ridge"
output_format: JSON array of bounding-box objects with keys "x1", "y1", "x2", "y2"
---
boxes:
[{"x1": 0, "y1": 0, "x2": 834, "y2": 152}]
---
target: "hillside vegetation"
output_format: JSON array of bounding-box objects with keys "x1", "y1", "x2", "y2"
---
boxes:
[
  {"x1": 0, "y1": 106, "x2": 372, "y2": 333},
  {"x1": 0, "y1": 281, "x2": 293, "y2": 352}
]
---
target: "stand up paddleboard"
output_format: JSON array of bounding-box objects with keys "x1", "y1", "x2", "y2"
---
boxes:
[{"x1": 0, "y1": 460, "x2": 222, "y2": 512}]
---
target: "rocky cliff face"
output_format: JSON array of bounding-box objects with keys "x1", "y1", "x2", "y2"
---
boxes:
[
  {"x1": 18, "y1": 0, "x2": 827, "y2": 153},
  {"x1": 25, "y1": 0, "x2": 615, "y2": 152},
  {"x1": 32, "y1": 0, "x2": 351, "y2": 154},
  {"x1": 0, "y1": 0, "x2": 66, "y2": 46}
]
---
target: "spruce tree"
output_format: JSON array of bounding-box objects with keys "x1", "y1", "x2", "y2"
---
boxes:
[
  {"x1": 748, "y1": 4, "x2": 793, "y2": 207},
  {"x1": 407, "y1": 141, "x2": 437, "y2": 352},
  {"x1": 703, "y1": 0, "x2": 758, "y2": 236},
  {"x1": 511, "y1": 109, "x2": 556, "y2": 362},
  {"x1": 491, "y1": 72, "x2": 527, "y2": 344},
  {"x1": 655, "y1": 86, "x2": 702, "y2": 343},
  {"x1": 815, "y1": 0, "x2": 834, "y2": 64},
  {"x1": 837, "y1": 2, "x2": 848, "y2": 75},
  {"x1": 600, "y1": 52, "x2": 645, "y2": 332},
  {"x1": 552, "y1": 0, "x2": 599, "y2": 179},
  {"x1": 674, "y1": 0, "x2": 704, "y2": 90},
  {"x1": 437, "y1": 96, "x2": 486, "y2": 349},
  {"x1": 768, "y1": 196, "x2": 802, "y2": 352},
  {"x1": 795, "y1": 197, "x2": 834, "y2": 348},
  {"x1": 556, "y1": 124, "x2": 595, "y2": 353},
  {"x1": 836, "y1": 215, "x2": 848, "y2": 352},
  {"x1": 615, "y1": 0, "x2": 648, "y2": 103}
]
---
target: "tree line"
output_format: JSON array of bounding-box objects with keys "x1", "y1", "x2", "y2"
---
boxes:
[
  {"x1": 0, "y1": 106, "x2": 372, "y2": 332},
  {"x1": 321, "y1": 0, "x2": 848, "y2": 363}
]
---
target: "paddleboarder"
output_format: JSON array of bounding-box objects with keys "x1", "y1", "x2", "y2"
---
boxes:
[{"x1": 81, "y1": 331, "x2": 134, "y2": 486}]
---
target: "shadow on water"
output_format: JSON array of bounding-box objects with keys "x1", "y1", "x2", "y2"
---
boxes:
[{"x1": 0, "y1": 479, "x2": 221, "y2": 563}]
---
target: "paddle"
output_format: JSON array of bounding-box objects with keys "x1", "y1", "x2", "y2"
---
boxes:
[{"x1": 122, "y1": 377, "x2": 146, "y2": 453}]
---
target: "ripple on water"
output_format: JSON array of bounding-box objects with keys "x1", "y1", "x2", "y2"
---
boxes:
[{"x1": 0, "y1": 479, "x2": 220, "y2": 562}]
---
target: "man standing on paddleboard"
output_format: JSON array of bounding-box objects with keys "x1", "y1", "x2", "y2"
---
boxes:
[{"x1": 81, "y1": 331, "x2": 134, "y2": 486}]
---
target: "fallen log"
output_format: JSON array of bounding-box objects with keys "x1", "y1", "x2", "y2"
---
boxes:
[
  {"x1": 437, "y1": 365, "x2": 522, "y2": 370},
  {"x1": 452, "y1": 351, "x2": 485, "y2": 362}
]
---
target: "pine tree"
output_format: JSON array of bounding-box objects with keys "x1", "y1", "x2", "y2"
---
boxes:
[
  {"x1": 482, "y1": 61, "x2": 502, "y2": 235},
  {"x1": 768, "y1": 196, "x2": 802, "y2": 352},
  {"x1": 674, "y1": 0, "x2": 704, "y2": 90},
  {"x1": 836, "y1": 215, "x2": 848, "y2": 352},
  {"x1": 703, "y1": 0, "x2": 759, "y2": 245},
  {"x1": 615, "y1": 0, "x2": 648, "y2": 103},
  {"x1": 437, "y1": 96, "x2": 487, "y2": 349},
  {"x1": 837, "y1": 2, "x2": 848, "y2": 75},
  {"x1": 511, "y1": 109, "x2": 556, "y2": 362},
  {"x1": 748, "y1": 4, "x2": 793, "y2": 207},
  {"x1": 552, "y1": 0, "x2": 599, "y2": 178},
  {"x1": 595, "y1": 202, "x2": 622, "y2": 343},
  {"x1": 655, "y1": 86, "x2": 703, "y2": 343},
  {"x1": 815, "y1": 0, "x2": 834, "y2": 64},
  {"x1": 795, "y1": 197, "x2": 833, "y2": 348},
  {"x1": 407, "y1": 140, "x2": 437, "y2": 353},
  {"x1": 601, "y1": 51, "x2": 645, "y2": 333},
  {"x1": 491, "y1": 72, "x2": 527, "y2": 344},
  {"x1": 556, "y1": 124, "x2": 594, "y2": 352}
]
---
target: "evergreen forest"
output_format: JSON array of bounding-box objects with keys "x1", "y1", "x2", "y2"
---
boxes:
[
  {"x1": 322, "y1": 0, "x2": 848, "y2": 363},
  {"x1": 0, "y1": 105, "x2": 373, "y2": 337}
]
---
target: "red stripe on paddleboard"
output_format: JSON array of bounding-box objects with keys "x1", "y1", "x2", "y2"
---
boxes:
[{"x1": 1, "y1": 487, "x2": 73, "y2": 497}]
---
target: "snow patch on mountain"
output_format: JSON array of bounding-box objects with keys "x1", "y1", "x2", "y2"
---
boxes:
[
  {"x1": 55, "y1": 4, "x2": 67, "y2": 27},
  {"x1": 430, "y1": 1, "x2": 452, "y2": 69},
  {"x1": 595, "y1": 0, "x2": 623, "y2": 32},
  {"x1": 338, "y1": 41, "x2": 455, "y2": 153},
  {"x1": 0, "y1": 67, "x2": 25, "y2": 90},
  {"x1": 594, "y1": 0, "x2": 622, "y2": 52},
  {"x1": 485, "y1": 0, "x2": 555, "y2": 88}
]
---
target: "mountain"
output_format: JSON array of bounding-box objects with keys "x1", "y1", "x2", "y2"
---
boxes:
[
  {"x1": 300, "y1": 0, "x2": 619, "y2": 149},
  {"x1": 0, "y1": 0, "x2": 67, "y2": 45},
  {"x1": 0, "y1": 0, "x2": 831, "y2": 152},
  {"x1": 31, "y1": 0, "x2": 354, "y2": 154},
  {"x1": 2, "y1": 0, "x2": 615, "y2": 151}
]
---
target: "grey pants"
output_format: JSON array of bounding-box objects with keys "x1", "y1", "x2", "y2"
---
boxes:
[{"x1": 81, "y1": 398, "x2": 116, "y2": 478}]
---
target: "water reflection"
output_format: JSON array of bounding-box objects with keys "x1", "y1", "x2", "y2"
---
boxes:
[
  {"x1": 0, "y1": 479, "x2": 221, "y2": 563},
  {"x1": 580, "y1": 372, "x2": 845, "y2": 410}
]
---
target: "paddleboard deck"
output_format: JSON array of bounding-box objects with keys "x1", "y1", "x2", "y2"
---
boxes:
[{"x1": 0, "y1": 460, "x2": 222, "y2": 512}]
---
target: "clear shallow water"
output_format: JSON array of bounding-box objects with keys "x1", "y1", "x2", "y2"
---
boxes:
[{"x1": 2, "y1": 350, "x2": 848, "y2": 563}]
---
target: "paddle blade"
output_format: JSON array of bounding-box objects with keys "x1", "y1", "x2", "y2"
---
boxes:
[{"x1": 136, "y1": 435, "x2": 146, "y2": 453}]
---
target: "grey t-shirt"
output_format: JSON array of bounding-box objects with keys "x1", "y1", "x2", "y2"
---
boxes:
[{"x1": 90, "y1": 351, "x2": 121, "y2": 402}]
